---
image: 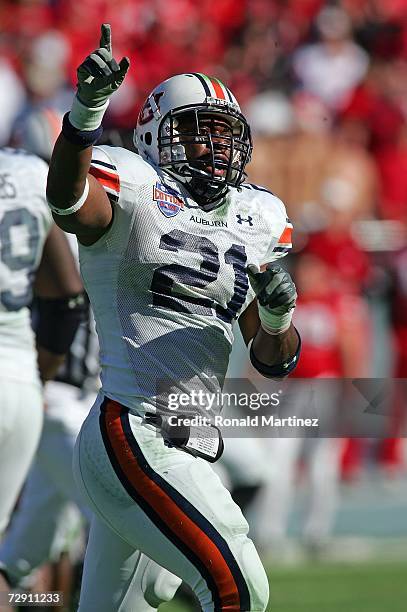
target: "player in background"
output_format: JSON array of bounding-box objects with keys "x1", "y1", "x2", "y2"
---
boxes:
[
  {"x1": 0, "y1": 114, "x2": 182, "y2": 612},
  {"x1": 47, "y1": 25, "x2": 300, "y2": 611},
  {"x1": 0, "y1": 111, "x2": 96, "y2": 612},
  {"x1": 0, "y1": 144, "x2": 86, "y2": 594}
]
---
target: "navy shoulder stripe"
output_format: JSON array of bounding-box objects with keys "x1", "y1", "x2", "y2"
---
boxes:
[
  {"x1": 242, "y1": 183, "x2": 276, "y2": 196},
  {"x1": 91, "y1": 159, "x2": 117, "y2": 171}
]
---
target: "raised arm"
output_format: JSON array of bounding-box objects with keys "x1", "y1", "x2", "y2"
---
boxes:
[{"x1": 46, "y1": 24, "x2": 129, "y2": 246}]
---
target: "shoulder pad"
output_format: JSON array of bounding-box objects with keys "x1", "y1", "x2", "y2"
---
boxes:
[
  {"x1": 241, "y1": 182, "x2": 287, "y2": 227},
  {"x1": 90, "y1": 146, "x2": 158, "y2": 202},
  {"x1": 95, "y1": 146, "x2": 156, "y2": 183},
  {"x1": 241, "y1": 183, "x2": 292, "y2": 264}
]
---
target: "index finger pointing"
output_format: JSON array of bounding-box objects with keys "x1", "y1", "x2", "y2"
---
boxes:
[{"x1": 99, "y1": 23, "x2": 112, "y2": 54}]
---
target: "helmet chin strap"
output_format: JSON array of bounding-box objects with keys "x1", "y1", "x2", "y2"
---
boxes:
[{"x1": 184, "y1": 176, "x2": 228, "y2": 210}]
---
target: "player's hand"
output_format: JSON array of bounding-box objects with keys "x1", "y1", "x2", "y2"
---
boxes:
[
  {"x1": 76, "y1": 24, "x2": 130, "y2": 108},
  {"x1": 247, "y1": 263, "x2": 297, "y2": 315}
]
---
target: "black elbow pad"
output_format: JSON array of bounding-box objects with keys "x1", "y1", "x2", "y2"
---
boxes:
[{"x1": 35, "y1": 293, "x2": 89, "y2": 355}]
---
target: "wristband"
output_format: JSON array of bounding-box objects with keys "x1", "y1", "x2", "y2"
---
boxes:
[
  {"x1": 62, "y1": 113, "x2": 103, "y2": 147},
  {"x1": 250, "y1": 328, "x2": 301, "y2": 378},
  {"x1": 257, "y1": 303, "x2": 294, "y2": 335},
  {"x1": 69, "y1": 95, "x2": 109, "y2": 131},
  {"x1": 47, "y1": 179, "x2": 89, "y2": 216}
]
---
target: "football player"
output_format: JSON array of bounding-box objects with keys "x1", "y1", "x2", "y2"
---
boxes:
[
  {"x1": 0, "y1": 106, "x2": 96, "y2": 566},
  {"x1": 46, "y1": 24, "x2": 300, "y2": 612},
  {"x1": 0, "y1": 146, "x2": 86, "y2": 541}
]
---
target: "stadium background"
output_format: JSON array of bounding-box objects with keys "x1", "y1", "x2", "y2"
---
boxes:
[{"x1": 1, "y1": 0, "x2": 407, "y2": 610}]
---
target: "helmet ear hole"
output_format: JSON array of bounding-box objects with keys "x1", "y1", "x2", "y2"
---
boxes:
[
  {"x1": 145, "y1": 132, "x2": 152, "y2": 146},
  {"x1": 139, "y1": 134, "x2": 144, "y2": 142}
]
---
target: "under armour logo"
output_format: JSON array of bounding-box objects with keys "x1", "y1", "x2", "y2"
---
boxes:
[{"x1": 236, "y1": 214, "x2": 253, "y2": 226}]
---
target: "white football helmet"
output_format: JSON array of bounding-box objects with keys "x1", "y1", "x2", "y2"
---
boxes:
[{"x1": 134, "y1": 73, "x2": 252, "y2": 204}]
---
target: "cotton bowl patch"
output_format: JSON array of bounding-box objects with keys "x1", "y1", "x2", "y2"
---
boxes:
[{"x1": 153, "y1": 182, "x2": 184, "y2": 217}]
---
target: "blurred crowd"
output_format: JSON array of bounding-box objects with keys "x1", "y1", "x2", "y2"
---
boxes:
[{"x1": 1, "y1": 0, "x2": 407, "y2": 584}]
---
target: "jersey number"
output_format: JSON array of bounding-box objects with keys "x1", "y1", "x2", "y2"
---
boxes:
[
  {"x1": 0, "y1": 173, "x2": 17, "y2": 199},
  {"x1": 0, "y1": 208, "x2": 40, "y2": 311},
  {"x1": 151, "y1": 230, "x2": 248, "y2": 323}
]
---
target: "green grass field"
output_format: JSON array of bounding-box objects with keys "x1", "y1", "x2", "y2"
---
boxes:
[{"x1": 159, "y1": 561, "x2": 407, "y2": 612}]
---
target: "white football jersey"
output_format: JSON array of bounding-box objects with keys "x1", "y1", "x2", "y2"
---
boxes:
[
  {"x1": 80, "y1": 146, "x2": 292, "y2": 415},
  {"x1": 0, "y1": 148, "x2": 52, "y2": 383}
]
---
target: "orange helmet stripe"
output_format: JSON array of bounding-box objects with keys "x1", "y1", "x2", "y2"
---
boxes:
[{"x1": 209, "y1": 77, "x2": 226, "y2": 100}]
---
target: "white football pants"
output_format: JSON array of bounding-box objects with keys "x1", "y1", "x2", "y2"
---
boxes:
[
  {"x1": 74, "y1": 394, "x2": 269, "y2": 611},
  {"x1": 0, "y1": 379, "x2": 43, "y2": 535},
  {"x1": 0, "y1": 383, "x2": 93, "y2": 582}
]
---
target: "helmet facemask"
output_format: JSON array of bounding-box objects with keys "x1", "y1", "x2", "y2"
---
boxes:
[{"x1": 158, "y1": 106, "x2": 252, "y2": 205}]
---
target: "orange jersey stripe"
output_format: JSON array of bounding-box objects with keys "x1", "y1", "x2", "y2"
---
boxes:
[
  {"x1": 104, "y1": 401, "x2": 242, "y2": 610},
  {"x1": 210, "y1": 77, "x2": 225, "y2": 100},
  {"x1": 89, "y1": 165, "x2": 120, "y2": 193},
  {"x1": 278, "y1": 226, "x2": 292, "y2": 245}
]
